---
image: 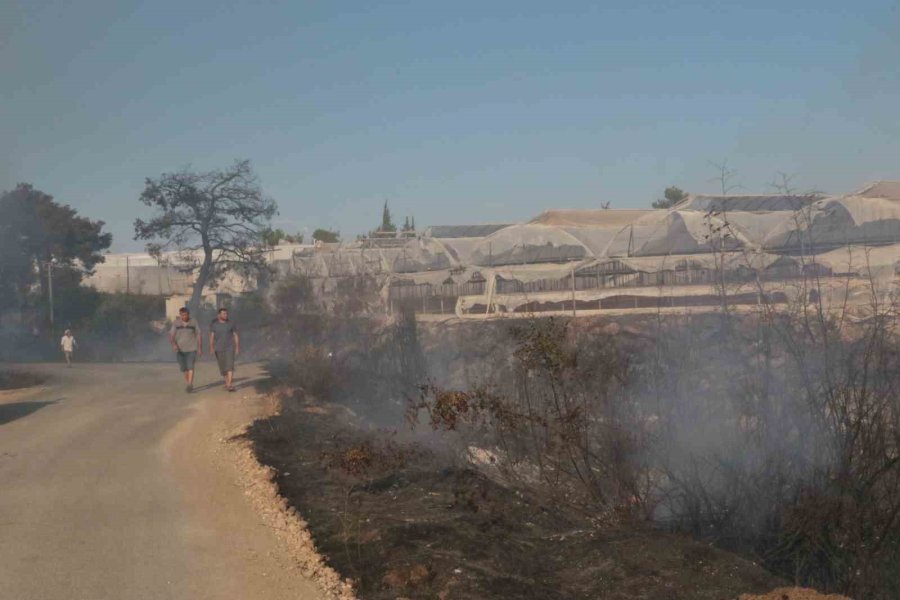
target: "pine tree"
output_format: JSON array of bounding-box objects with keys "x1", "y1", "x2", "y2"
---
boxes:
[{"x1": 381, "y1": 201, "x2": 396, "y2": 232}]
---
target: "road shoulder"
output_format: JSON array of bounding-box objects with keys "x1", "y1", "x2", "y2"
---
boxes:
[{"x1": 163, "y1": 374, "x2": 349, "y2": 600}]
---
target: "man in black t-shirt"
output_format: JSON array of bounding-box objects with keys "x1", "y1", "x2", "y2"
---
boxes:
[{"x1": 209, "y1": 307, "x2": 239, "y2": 392}]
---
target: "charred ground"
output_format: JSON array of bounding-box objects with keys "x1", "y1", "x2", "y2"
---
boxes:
[
  {"x1": 247, "y1": 391, "x2": 781, "y2": 600},
  {"x1": 245, "y1": 269, "x2": 900, "y2": 600}
]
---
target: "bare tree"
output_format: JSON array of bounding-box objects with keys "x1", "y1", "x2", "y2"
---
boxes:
[
  {"x1": 708, "y1": 158, "x2": 741, "y2": 195},
  {"x1": 769, "y1": 170, "x2": 798, "y2": 195},
  {"x1": 134, "y1": 159, "x2": 277, "y2": 311}
]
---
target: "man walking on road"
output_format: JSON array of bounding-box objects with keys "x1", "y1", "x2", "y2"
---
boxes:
[
  {"x1": 60, "y1": 329, "x2": 77, "y2": 367},
  {"x1": 209, "y1": 307, "x2": 239, "y2": 392},
  {"x1": 169, "y1": 307, "x2": 202, "y2": 393}
]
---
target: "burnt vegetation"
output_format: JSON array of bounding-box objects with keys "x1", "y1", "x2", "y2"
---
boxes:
[
  {"x1": 405, "y1": 306, "x2": 900, "y2": 598},
  {"x1": 245, "y1": 200, "x2": 900, "y2": 598}
]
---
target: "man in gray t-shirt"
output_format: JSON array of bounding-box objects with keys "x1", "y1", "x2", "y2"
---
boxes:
[
  {"x1": 169, "y1": 307, "x2": 202, "y2": 393},
  {"x1": 209, "y1": 307, "x2": 239, "y2": 392}
]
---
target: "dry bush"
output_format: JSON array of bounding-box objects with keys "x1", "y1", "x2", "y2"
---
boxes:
[
  {"x1": 409, "y1": 317, "x2": 649, "y2": 516},
  {"x1": 276, "y1": 345, "x2": 340, "y2": 401},
  {"x1": 643, "y1": 237, "x2": 900, "y2": 597},
  {"x1": 409, "y1": 304, "x2": 900, "y2": 598},
  {"x1": 322, "y1": 438, "x2": 422, "y2": 479},
  {"x1": 266, "y1": 273, "x2": 426, "y2": 423}
]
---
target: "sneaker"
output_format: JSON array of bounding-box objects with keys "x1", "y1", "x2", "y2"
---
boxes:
[
  {"x1": 227, "y1": 386, "x2": 236, "y2": 392},
  {"x1": 186, "y1": 384, "x2": 193, "y2": 393}
]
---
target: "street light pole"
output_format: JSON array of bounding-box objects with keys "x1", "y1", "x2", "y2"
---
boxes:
[{"x1": 47, "y1": 260, "x2": 55, "y2": 327}]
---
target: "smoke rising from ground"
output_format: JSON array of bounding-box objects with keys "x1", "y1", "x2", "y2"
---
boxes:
[{"x1": 262, "y1": 268, "x2": 900, "y2": 599}]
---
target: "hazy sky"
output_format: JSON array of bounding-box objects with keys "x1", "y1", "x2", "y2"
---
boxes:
[{"x1": 3, "y1": 0, "x2": 899, "y2": 251}]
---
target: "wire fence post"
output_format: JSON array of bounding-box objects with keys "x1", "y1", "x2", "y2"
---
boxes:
[{"x1": 571, "y1": 268, "x2": 576, "y2": 318}]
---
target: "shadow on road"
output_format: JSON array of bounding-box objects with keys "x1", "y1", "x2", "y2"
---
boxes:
[
  {"x1": 192, "y1": 381, "x2": 223, "y2": 393},
  {"x1": 191, "y1": 376, "x2": 258, "y2": 394},
  {"x1": 232, "y1": 377, "x2": 259, "y2": 391},
  {"x1": 0, "y1": 399, "x2": 61, "y2": 426}
]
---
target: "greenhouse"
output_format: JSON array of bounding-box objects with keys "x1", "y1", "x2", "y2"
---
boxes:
[{"x1": 289, "y1": 182, "x2": 900, "y2": 318}]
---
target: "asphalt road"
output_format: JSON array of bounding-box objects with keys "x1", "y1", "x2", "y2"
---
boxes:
[{"x1": 0, "y1": 361, "x2": 324, "y2": 600}]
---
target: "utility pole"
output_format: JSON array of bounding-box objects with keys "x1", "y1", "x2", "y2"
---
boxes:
[
  {"x1": 126, "y1": 254, "x2": 130, "y2": 294},
  {"x1": 47, "y1": 260, "x2": 55, "y2": 327}
]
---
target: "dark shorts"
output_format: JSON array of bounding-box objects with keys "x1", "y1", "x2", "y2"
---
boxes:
[
  {"x1": 215, "y1": 349, "x2": 235, "y2": 375},
  {"x1": 176, "y1": 351, "x2": 197, "y2": 373}
]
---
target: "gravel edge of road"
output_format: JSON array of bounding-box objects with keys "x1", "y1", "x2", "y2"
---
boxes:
[{"x1": 226, "y1": 397, "x2": 357, "y2": 600}]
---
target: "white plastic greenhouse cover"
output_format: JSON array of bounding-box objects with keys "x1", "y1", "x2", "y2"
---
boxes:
[
  {"x1": 607, "y1": 211, "x2": 752, "y2": 257},
  {"x1": 290, "y1": 185, "x2": 900, "y2": 284},
  {"x1": 528, "y1": 209, "x2": 651, "y2": 227},
  {"x1": 468, "y1": 224, "x2": 591, "y2": 266},
  {"x1": 763, "y1": 196, "x2": 900, "y2": 250},
  {"x1": 855, "y1": 181, "x2": 900, "y2": 201}
]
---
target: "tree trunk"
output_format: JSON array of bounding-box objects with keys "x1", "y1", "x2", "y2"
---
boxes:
[{"x1": 189, "y1": 246, "x2": 213, "y2": 314}]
